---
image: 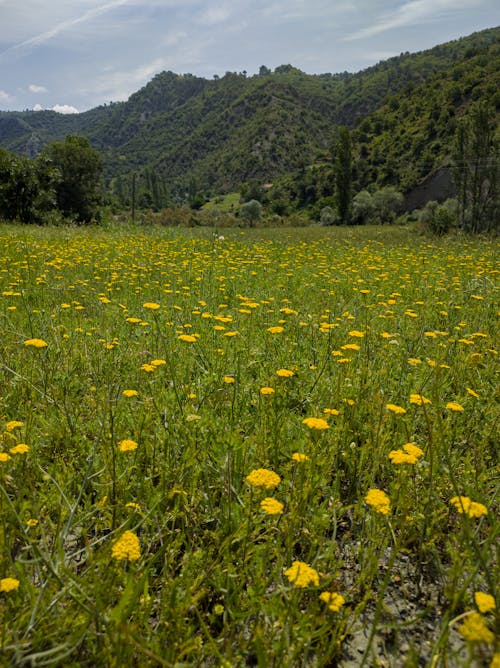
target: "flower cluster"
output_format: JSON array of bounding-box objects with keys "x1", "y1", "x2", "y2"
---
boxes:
[
  {"x1": 245, "y1": 468, "x2": 281, "y2": 490},
  {"x1": 111, "y1": 530, "x2": 141, "y2": 562},
  {"x1": 284, "y1": 561, "x2": 319, "y2": 588}
]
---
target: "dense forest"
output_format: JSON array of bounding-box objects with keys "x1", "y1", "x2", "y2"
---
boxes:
[{"x1": 0, "y1": 26, "x2": 498, "y2": 229}]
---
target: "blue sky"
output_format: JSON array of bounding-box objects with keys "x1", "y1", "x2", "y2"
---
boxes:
[{"x1": 0, "y1": 0, "x2": 498, "y2": 113}]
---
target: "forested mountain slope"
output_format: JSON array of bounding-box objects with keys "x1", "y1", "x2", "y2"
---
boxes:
[{"x1": 0, "y1": 26, "x2": 498, "y2": 199}]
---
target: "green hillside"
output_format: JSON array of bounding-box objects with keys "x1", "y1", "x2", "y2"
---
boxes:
[{"x1": 0, "y1": 26, "x2": 498, "y2": 203}]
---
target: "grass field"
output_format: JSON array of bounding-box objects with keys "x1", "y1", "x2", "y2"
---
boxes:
[{"x1": 0, "y1": 223, "x2": 498, "y2": 667}]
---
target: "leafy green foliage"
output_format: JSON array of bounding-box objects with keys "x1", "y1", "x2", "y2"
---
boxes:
[
  {"x1": 42, "y1": 135, "x2": 103, "y2": 223},
  {"x1": 0, "y1": 27, "x2": 498, "y2": 209}
]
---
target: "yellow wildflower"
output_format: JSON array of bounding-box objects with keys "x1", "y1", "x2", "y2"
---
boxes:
[
  {"x1": 178, "y1": 334, "x2": 197, "y2": 343},
  {"x1": 474, "y1": 592, "x2": 495, "y2": 614},
  {"x1": 111, "y1": 530, "x2": 141, "y2": 562},
  {"x1": 245, "y1": 468, "x2": 281, "y2": 490},
  {"x1": 386, "y1": 403, "x2": 407, "y2": 415},
  {"x1": 24, "y1": 338, "x2": 48, "y2": 348},
  {"x1": 223, "y1": 376, "x2": 235, "y2": 384},
  {"x1": 446, "y1": 401, "x2": 464, "y2": 412},
  {"x1": 5, "y1": 421, "x2": 23, "y2": 432},
  {"x1": 142, "y1": 302, "x2": 160, "y2": 310},
  {"x1": 450, "y1": 496, "x2": 488, "y2": 518},
  {"x1": 285, "y1": 561, "x2": 319, "y2": 588},
  {"x1": 458, "y1": 612, "x2": 494, "y2": 643},
  {"x1": 260, "y1": 387, "x2": 275, "y2": 395},
  {"x1": 267, "y1": 326, "x2": 284, "y2": 334},
  {"x1": 0, "y1": 577, "x2": 20, "y2": 592},
  {"x1": 123, "y1": 389, "x2": 139, "y2": 397},
  {"x1": 302, "y1": 417, "x2": 329, "y2": 430},
  {"x1": 348, "y1": 330, "x2": 365, "y2": 338},
  {"x1": 0, "y1": 453, "x2": 12, "y2": 463},
  {"x1": 466, "y1": 388, "x2": 479, "y2": 398},
  {"x1": 319, "y1": 591, "x2": 345, "y2": 612},
  {"x1": 260, "y1": 497, "x2": 284, "y2": 515},
  {"x1": 276, "y1": 369, "x2": 294, "y2": 377},
  {"x1": 323, "y1": 408, "x2": 339, "y2": 416},
  {"x1": 150, "y1": 359, "x2": 166, "y2": 367},
  {"x1": 292, "y1": 452, "x2": 309, "y2": 462},
  {"x1": 119, "y1": 439, "x2": 138, "y2": 452},
  {"x1": 409, "y1": 393, "x2": 431, "y2": 406},
  {"x1": 365, "y1": 488, "x2": 391, "y2": 515},
  {"x1": 9, "y1": 444, "x2": 30, "y2": 455},
  {"x1": 389, "y1": 442, "x2": 423, "y2": 465}
]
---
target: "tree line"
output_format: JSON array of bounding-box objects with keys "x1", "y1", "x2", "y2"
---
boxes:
[
  {"x1": 0, "y1": 136, "x2": 102, "y2": 224},
  {"x1": 0, "y1": 102, "x2": 497, "y2": 233}
]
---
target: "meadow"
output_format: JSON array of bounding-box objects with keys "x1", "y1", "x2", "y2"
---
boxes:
[{"x1": 0, "y1": 223, "x2": 498, "y2": 667}]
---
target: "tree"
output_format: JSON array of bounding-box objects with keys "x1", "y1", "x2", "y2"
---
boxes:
[
  {"x1": 334, "y1": 126, "x2": 353, "y2": 224},
  {"x1": 239, "y1": 199, "x2": 262, "y2": 227},
  {"x1": 452, "y1": 102, "x2": 499, "y2": 233},
  {"x1": 372, "y1": 186, "x2": 403, "y2": 223},
  {"x1": 43, "y1": 135, "x2": 103, "y2": 223},
  {"x1": 0, "y1": 149, "x2": 59, "y2": 224}
]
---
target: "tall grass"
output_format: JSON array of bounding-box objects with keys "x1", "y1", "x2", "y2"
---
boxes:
[{"x1": 0, "y1": 223, "x2": 498, "y2": 666}]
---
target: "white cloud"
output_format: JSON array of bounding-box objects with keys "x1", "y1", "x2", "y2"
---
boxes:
[
  {"x1": 29, "y1": 84, "x2": 48, "y2": 93},
  {"x1": 0, "y1": 89, "x2": 13, "y2": 103},
  {"x1": 33, "y1": 103, "x2": 44, "y2": 111},
  {"x1": 52, "y1": 104, "x2": 79, "y2": 114},
  {"x1": 344, "y1": 0, "x2": 483, "y2": 40}
]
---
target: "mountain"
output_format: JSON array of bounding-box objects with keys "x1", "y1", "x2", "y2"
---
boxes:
[{"x1": 0, "y1": 26, "x2": 498, "y2": 204}]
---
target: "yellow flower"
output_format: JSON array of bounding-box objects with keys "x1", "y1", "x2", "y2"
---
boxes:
[
  {"x1": 284, "y1": 561, "x2": 319, "y2": 588},
  {"x1": 245, "y1": 468, "x2": 281, "y2": 490},
  {"x1": 260, "y1": 497, "x2": 284, "y2": 515},
  {"x1": 389, "y1": 442, "x2": 423, "y2": 465},
  {"x1": 450, "y1": 496, "x2": 488, "y2": 518},
  {"x1": 260, "y1": 387, "x2": 275, "y2": 395},
  {"x1": 323, "y1": 408, "x2": 339, "y2": 416},
  {"x1": 348, "y1": 330, "x2": 365, "y2": 338},
  {"x1": 409, "y1": 393, "x2": 431, "y2": 406},
  {"x1": 26, "y1": 519, "x2": 38, "y2": 527},
  {"x1": 490, "y1": 653, "x2": 500, "y2": 668},
  {"x1": 24, "y1": 338, "x2": 48, "y2": 348},
  {"x1": 0, "y1": 577, "x2": 20, "y2": 592},
  {"x1": 319, "y1": 591, "x2": 345, "y2": 612},
  {"x1": 143, "y1": 302, "x2": 160, "y2": 310},
  {"x1": 276, "y1": 368, "x2": 294, "y2": 377},
  {"x1": 446, "y1": 401, "x2": 464, "y2": 412},
  {"x1": 141, "y1": 363, "x2": 156, "y2": 372},
  {"x1": 365, "y1": 488, "x2": 391, "y2": 515},
  {"x1": 123, "y1": 389, "x2": 139, "y2": 397},
  {"x1": 341, "y1": 343, "x2": 360, "y2": 351},
  {"x1": 0, "y1": 453, "x2": 12, "y2": 463},
  {"x1": 474, "y1": 592, "x2": 495, "y2": 614},
  {"x1": 119, "y1": 439, "x2": 138, "y2": 452},
  {"x1": 125, "y1": 502, "x2": 141, "y2": 511},
  {"x1": 292, "y1": 452, "x2": 309, "y2": 462},
  {"x1": 9, "y1": 444, "x2": 30, "y2": 455},
  {"x1": 302, "y1": 417, "x2": 329, "y2": 430},
  {"x1": 267, "y1": 326, "x2": 284, "y2": 334},
  {"x1": 178, "y1": 334, "x2": 197, "y2": 343},
  {"x1": 150, "y1": 359, "x2": 166, "y2": 367},
  {"x1": 385, "y1": 403, "x2": 406, "y2": 415},
  {"x1": 223, "y1": 376, "x2": 235, "y2": 384},
  {"x1": 466, "y1": 388, "x2": 479, "y2": 398},
  {"x1": 5, "y1": 420, "x2": 23, "y2": 432},
  {"x1": 458, "y1": 612, "x2": 494, "y2": 643},
  {"x1": 111, "y1": 530, "x2": 141, "y2": 562}
]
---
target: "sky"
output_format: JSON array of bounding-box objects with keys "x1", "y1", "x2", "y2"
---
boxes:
[{"x1": 0, "y1": 0, "x2": 498, "y2": 114}]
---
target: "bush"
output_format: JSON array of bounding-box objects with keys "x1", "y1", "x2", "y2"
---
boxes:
[{"x1": 418, "y1": 199, "x2": 458, "y2": 235}]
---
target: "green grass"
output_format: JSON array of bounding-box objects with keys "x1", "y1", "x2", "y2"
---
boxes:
[
  {"x1": 0, "y1": 223, "x2": 498, "y2": 666},
  {"x1": 202, "y1": 192, "x2": 241, "y2": 213}
]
